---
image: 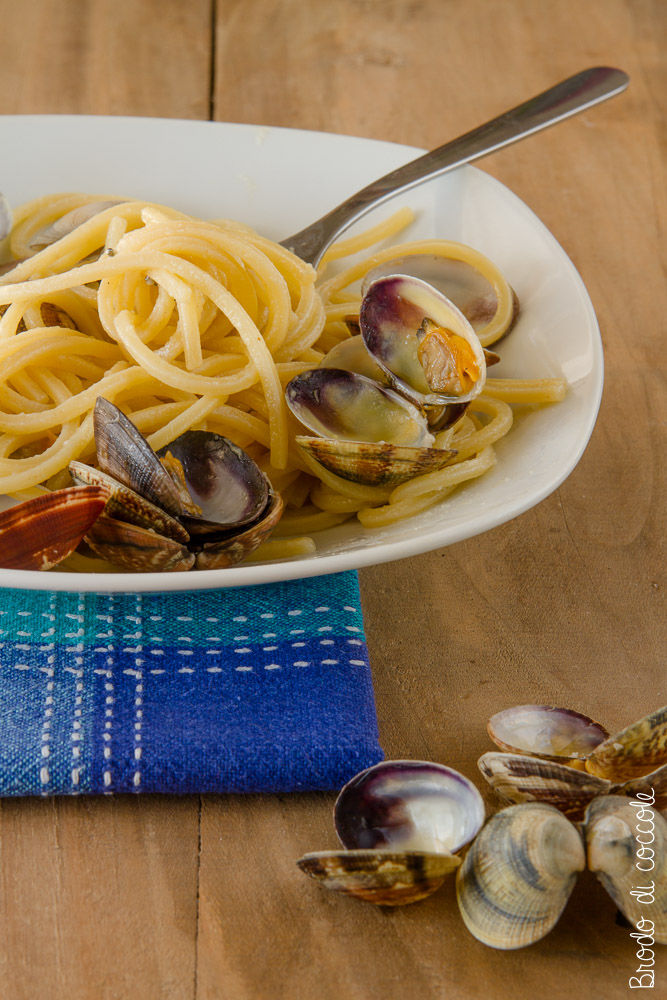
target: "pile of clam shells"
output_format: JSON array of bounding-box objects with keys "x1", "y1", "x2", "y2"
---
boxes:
[
  {"x1": 0, "y1": 397, "x2": 282, "y2": 572},
  {"x1": 478, "y1": 703, "x2": 667, "y2": 819},
  {"x1": 285, "y1": 257, "x2": 515, "y2": 487},
  {"x1": 297, "y1": 704, "x2": 667, "y2": 950}
]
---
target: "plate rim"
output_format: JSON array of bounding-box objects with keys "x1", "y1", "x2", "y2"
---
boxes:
[{"x1": 0, "y1": 116, "x2": 603, "y2": 592}]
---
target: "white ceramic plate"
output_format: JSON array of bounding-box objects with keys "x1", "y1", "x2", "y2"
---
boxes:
[{"x1": 0, "y1": 115, "x2": 602, "y2": 592}]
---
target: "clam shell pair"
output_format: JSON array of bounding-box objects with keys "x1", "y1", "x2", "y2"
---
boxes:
[
  {"x1": 457, "y1": 794, "x2": 667, "y2": 950},
  {"x1": 68, "y1": 398, "x2": 283, "y2": 572},
  {"x1": 297, "y1": 760, "x2": 485, "y2": 905},
  {"x1": 286, "y1": 262, "x2": 513, "y2": 486},
  {"x1": 478, "y1": 704, "x2": 667, "y2": 820}
]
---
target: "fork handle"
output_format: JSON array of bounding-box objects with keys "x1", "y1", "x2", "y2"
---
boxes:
[{"x1": 280, "y1": 66, "x2": 629, "y2": 267}]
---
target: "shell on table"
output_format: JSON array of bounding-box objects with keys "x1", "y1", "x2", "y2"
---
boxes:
[
  {"x1": 613, "y1": 763, "x2": 667, "y2": 814},
  {"x1": 334, "y1": 759, "x2": 485, "y2": 855},
  {"x1": 296, "y1": 759, "x2": 485, "y2": 907},
  {"x1": 296, "y1": 849, "x2": 461, "y2": 906},
  {"x1": 456, "y1": 802, "x2": 586, "y2": 950},
  {"x1": 585, "y1": 706, "x2": 667, "y2": 782},
  {"x1": 477, "y1": 751, "x2": 612, "y2": 821},
  {"x1": 584, "y1": 795, "x2": 667, "y2": 944},
  {"x1": 487, "y1": 704, "x2": 609, "y2": 766}
]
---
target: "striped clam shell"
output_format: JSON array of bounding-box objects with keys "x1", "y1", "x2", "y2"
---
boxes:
[
  {"x1": 0, "y1": 486, "x2": 107, "y2": 571},
  {"x1": 478, "y1": 752, "x2": 611, "y2": 821},
  {"x1": 295, "y1": 435, "x2": 455, "y2": 487},
  {"x1": 456, "y1": 803, "x2": 585, "y2": 950},
  {"x1": 297, "y1": 849, "x2": 460, "y2": 906},
  {"x1": 585, "y1": 705, "x2": 667, "y2": 781},
  {"x1": 585, "y1": 795, "x2": 667, "y2": 944}
]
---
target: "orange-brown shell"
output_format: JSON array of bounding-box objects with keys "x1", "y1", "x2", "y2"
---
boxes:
[{"x1": 0, "y1": 486, "x2": 108, "y2": 570}]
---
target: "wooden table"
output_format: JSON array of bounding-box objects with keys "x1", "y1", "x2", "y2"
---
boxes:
[{"x1": 0, "y1": 2, "x2": 664, "y2": 997}]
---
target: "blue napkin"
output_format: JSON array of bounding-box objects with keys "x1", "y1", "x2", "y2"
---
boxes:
[{"x1": 0, "y1": 571, "x2": 383, "y2": 796}]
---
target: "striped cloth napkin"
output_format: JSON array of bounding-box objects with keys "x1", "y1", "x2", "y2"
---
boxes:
[{"x1": 0, "y1": 571, "x2": 383, "y2": 796}]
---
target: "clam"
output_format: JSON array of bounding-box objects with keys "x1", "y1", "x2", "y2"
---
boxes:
[
  {"x1": 70, "y1": 397, "x2": 282, "y2": 572},
  {"x1": 456, "y1": 802, "x2": 585, "y2": 949},
  {"x1": 284, "y1": 272, "x2": 498, "y2": 485},
  {"x1": 585, "y1": 795, "x2": 667, "y2": 944},
  {"x1": 487, "y1": 704, "x2": 609, "y2": 767},
  {"x1": 614, "y1": 765, "x2": 667, "y2": 814},
  {"x1": 359, "y1": 275, "x2": 487, "y2": 408},
  {"x1": 585, "y1": 706, "x2": 667, "y2": 782},
  {"x1": 478, "y1": 752, "x2": 611, "y2": 821},
  {"x1": 360, "y1": 250, "x2": 519, "y2": 345},
  {"x1": 285, "y1": 367, "x2": 456, "y2": 486},
  {"x1": 0, "y1": 485, "x2": 107, "y2": 570},
  {"x1": 297, "y1": 850, "x2": 460, "y2": 906},
  {"x1": 481, "y1": 705, "x2": 667, "y2": 820},
  {"x1": 297, "y1": 760, "x2": 485, "y2": 906}
]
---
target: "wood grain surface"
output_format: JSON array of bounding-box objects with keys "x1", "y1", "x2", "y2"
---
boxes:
[{"x1": 0, "y1": 1, "x2": 664, "y2": 998}]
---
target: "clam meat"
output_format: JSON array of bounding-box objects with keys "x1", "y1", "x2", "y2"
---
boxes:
[{"x1": 359, "y1": 275, "x2": 487, "y2": 407}]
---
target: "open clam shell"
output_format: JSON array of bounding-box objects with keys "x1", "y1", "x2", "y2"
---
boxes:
[
  {"x1": 70, "y1": 461, "x2": 189, "y2": 543},
  {"x1": 359, "y1": 275, "x2": 487, "y2": 406},
  {"x1": 192, "y1": 490, "x2": 284, "y2": 569},
  {"x1": 297, "y1": 849, "x2": 460, "y2": 906},
  {"x1": 94, "y1": 397, "x2": 195, "y2": 519},
  {"x1": 478, "y1": 752, "x2": 611, "y2": 821},
  {"x1": 84, "y1": 513, "x2": 195, "y2": 572},
  {"x1": 0, "y1": 486, "x2": 107, "y2": 570},
  {"x1": 488, "y1": 704, "x2": 609, "y2": 766},
  {"x1": 585, "y1": 706, "x2": 667, "y2": 782},
  {"x1": 286, "y1": 368, "x2": 434, "y2": 448},
  {"x1": 157, "y1": 430, "x2": 270, "y2": 535},
  {"x1": 286, "y1": 368, "x2": 455, "y2": 486},
  {"x1": 334, "y1": 760, "x2": 485, "y2": 855},
  {"x1": 456, "y1": 803, "x2": 585, "y2": 950},
  {"x1": 585, "y1": 795, "x2": 667, "y2": 944},
  {"x1": 360, "y1": 250, "x2": 519, "y2": 345}
]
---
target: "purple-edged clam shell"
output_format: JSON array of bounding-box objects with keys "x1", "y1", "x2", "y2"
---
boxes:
[
  {"x1": 334, "y1": 760, "x2": 485, "y2": 855},
  {"x1": 362, "y1": 254, "x2": 500, "y2": 333},
  {"x1": 488, "y1": 705, "x2": 609, "y2": 763},
  {"x1": 158, "y1": 430, "x2": 270, "y2": 533},
  {"x1": 359, "y1": 274, "x2": 486, "y2": 406},
  {"x1": 285, "y1": 368, "x2": 434, "y2": 447}
]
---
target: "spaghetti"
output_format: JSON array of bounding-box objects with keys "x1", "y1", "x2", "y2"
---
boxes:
[{"x1": 0, "y1": 194, "x2": 566, "y2": 569}]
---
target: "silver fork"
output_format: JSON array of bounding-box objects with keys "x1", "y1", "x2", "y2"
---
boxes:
[{"x1": 280, "y1": 66, "x2": 629, "y2": 268}]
